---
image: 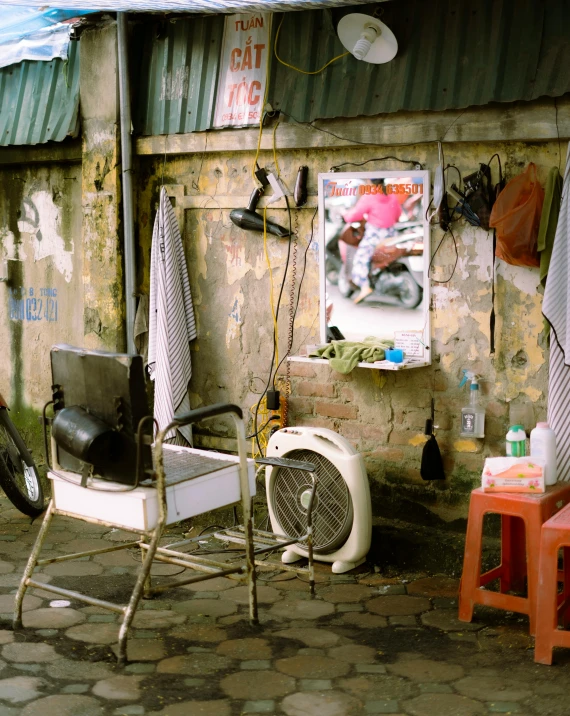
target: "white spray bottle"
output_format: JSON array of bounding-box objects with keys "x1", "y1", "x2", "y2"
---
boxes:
[{"x1": 459, "y1": 370, "x2": 485, "y2": 439}]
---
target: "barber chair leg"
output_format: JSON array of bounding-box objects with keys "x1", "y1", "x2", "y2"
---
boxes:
[
  {"x1": 140, "y1": 538, "x2": 152, "y2": 599},
  {"x1": 117, "y1": 526, "x2": 163, "y2": 666},
  {"x1": 13, "y1": 501, "x2": 55, "y2": 630},
  {"x1": 245, "y1": 516, "x2": 259, "y2": 626}
]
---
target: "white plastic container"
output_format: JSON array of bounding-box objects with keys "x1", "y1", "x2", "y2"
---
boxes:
[{"x1": 530, "y1": 422, "x2": 557, "y2": 486}]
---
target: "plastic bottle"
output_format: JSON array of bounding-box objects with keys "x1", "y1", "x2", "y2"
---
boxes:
[
  {"x1": 460, "y1": 371, "x2": 485, "y2": 438},
  {"x1": 530, "y1": 422, "x2": 557, "y2": 486},
  {"x1": 506, "y1": 425, "x2": 526, "y2": 457}
]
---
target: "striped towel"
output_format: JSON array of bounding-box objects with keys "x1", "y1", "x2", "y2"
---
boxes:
[
  {"x1": 543, "y1": 143, "x2": 570, "y2": 481},
  {"x1": 148, "y1": 187, "x2": 197, "y2": 444}
]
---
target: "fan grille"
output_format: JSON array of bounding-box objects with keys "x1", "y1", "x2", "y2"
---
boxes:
[{"x1": 270, "y1": 448, "x2": 353, "y2": 554}]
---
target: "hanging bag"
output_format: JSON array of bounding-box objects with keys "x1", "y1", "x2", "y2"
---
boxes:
[{"x1": 489, "y1": 163, "x2": 544, "y2": 268}]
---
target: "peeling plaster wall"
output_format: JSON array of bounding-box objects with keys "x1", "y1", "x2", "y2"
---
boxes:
[
  {"x1": 137, "y1": 138, "x2": 562, "y2": 524},
  {"x1": 0, "y1": 162, "x2": 84, "y2": 452}
]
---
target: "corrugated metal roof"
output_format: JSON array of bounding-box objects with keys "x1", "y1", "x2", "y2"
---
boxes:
[
  {"x1": 136, "y1": 15, "x2": 224, "y2": 135},
  {"x1": 0, "y1": 1, "x2": 384, "y2": 14},
  {"x1": 0, "y1": 6, "x2": 93, "y2": 43},
  {"x1": 133, "y1": 0, "x2": 570, "y2": 137},
  {"x1": 0, "y1": 38, "x2": 79, "y2": 146}
]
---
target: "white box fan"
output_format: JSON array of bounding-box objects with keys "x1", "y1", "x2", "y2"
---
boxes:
[{"x1": 265, "y1": 427, "x2": 372, "y2": 574}]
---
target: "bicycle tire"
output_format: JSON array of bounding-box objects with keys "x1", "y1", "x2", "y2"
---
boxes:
[{"x1": 0, "y1": 409, "x2": 45, "y2": 517}]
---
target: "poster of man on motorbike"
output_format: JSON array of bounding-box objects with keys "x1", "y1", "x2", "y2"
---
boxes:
[{"x1": 323, "y1": 172, "x2": 426, "y2": 342}]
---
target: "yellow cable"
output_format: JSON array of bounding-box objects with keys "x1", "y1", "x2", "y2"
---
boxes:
[
  {"x1": 272, "y1": 121, "x2": 281, "y2": 178},
  {"x1": 251, "y1": 15, "x2": 273, "y2": 185},
  {"x1": 274, "y1": 14, "x2": 350, "y2": 75},
  {"x1": 263, "y1": 207, "x2": 279, "y2": 368}
]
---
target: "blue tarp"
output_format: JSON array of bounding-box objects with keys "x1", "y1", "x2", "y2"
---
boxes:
[{"x1": 0, "y1": 5, "x2": 93, "y2": 44}]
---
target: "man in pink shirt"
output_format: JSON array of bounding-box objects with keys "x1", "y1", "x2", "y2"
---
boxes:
[{"x1": 343, "y1": 184, "x2": 401, "y2": 303}]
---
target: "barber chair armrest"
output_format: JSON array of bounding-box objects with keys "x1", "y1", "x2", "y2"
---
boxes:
[{"x1": 170, "y1": 403, "x2": 243, "y2": 429}]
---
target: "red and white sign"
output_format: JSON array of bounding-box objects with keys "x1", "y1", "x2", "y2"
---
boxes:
[{"x1": 214, "y1": 13, "x2": 270, "y2": 128}]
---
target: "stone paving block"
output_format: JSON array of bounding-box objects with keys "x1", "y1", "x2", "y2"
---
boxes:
[
  {"x1": 403, "y1": 694, "x2": 485, "y2": 716},
  {"x1": 407, "y1": 577, "x2": 459, "y2": 599},
  {"x1": 374, "y1": 585, "x2": 407, "y2": 596},
  {"x1": 0, "y1": 631, "x2": 13, "y2": 645},
  {"x1": 488, "y1": 703, "x2": 521, "y2": 713},
  {"x1": 355, "y1": 665, "x2": 387, "y2": 674},
  {"x1": 181, "y1": 576, "x2": 235, "y2": 592},
  {"x1": 0, "y1": 676, "x2": 45, "y2": 703},
  {"x1": 88, "y1": 615, "x2": 116, "y2": 623},
  {"x1": 147, "y1": 700, "x2": 231, "y2": 716},
  {"x1": 2, "y1": 643, "x2": 59, "y2": 663},
  {"x1": 171, "y1": 599, "x2": 236, "y2": 618},
  {"x1": 169, "y1": 624, "x2": 227, "y2": 643},
  {"x1": 454, "y1": 676, "x2": 532, "y2": 702},
  {"x1": 364, "y1": 700, "x2": 400, "y2": 713},
  {"x1": 272, "y1": 627, "x2": 340, "y2": 648},
  {"x1": 0, "y1": 594, "x2": 41, "y2": 613},
  {"x1": 388, "y1": 616, "x2": 417, "y2": 627},
  {"x1": 13, "y1": 664, "x2": 41, "y2": 673},
  {"x1": 328, "y1": 644, "x2": 377, "y2": 664},
  {"x1": 156, "y1": 653, "x2": 231, "y2": 676},
  {"x1": 340, "y1": 613, "x2": 388, "y2": 629},
  {"x1": 420, "y1": 610, "x2": 484, "y2": 632},
  {"x1": 388, "y1": 659, "x2": 464, "y2": 683},
  {"x1": 223, "y1": 585, "x2": 282, "y2": 604},
  {"x1": 321, "y1": 585, "x2": 374, "y2": 603},
  {"x1": 92, "y1": 675, "x2": 144, "y2": 701},
  {"x1": 45, "y1": 659, "x2": 114, "y2": 681},
  {"x1": 113, "y1": 706, "x2": 145, "y2": 716},
  {"x1": 242, "y1": 700, "x2": 275, "y2": 713},
  {"x1": 111, "y1": 638, "x2": 165, "y2": 662},
  {"x1": 300, "y1": 679, "x2": 333, "y2": 691},
  {"x1": 125, "y1": 663, "x2": 156, "y2": 674},
  {"x1": 130, "y1": 610, "x2": 186, "y2": 628},
  {"x1": 241, "y1": 660, "x2": 271, "y2": 669},
  {"x1": 268, "y1": 599, "x2": 335, "y2": 620},
  {"x1": 20, "y1": 694, "x2": 105, "y2": 716},
  {"x1": 0, "y1": 561, "x2": 15, "y2": 574},
  {"x1": 183, "y1": 678, "x2": 205, "y2": 686},
  {"x1": 216, "y1": 637, "x2": 272, "y2": 660},
  {"x1": 367, "y1": 596, "x2": 431, "y2": 617},
  {"x1": 62, "y1": 684, "x2": 90, "y2": 694},
  {"x1": 22, "y1": 608, "x2": 86, "y2": 629},
  {"x1": 66, "y1": 622, "x2": 119, "y2": 645},
  {"x1": 276, "y1": 654, "x2": 350, "y2": 679},
  {"x1": 337, "y1": 603, "x2": 364, "y2": 612},
  {"x1": 190, "y1": 592, "x2": 219, "y2": 599},
  {"x1": 297, "y1": 647, "x2": 325, "y2": 656},
  {"x1": 221, "y1": 670, "x2": 295, "y2": 700},
  {"x1": 340, "y1": 676, "x2": 414, "y2": 701},
  {"x1": 281, "y1": 690, "x2": 362, "y2": 716},
  {"x1": 418, "y1": 683, "x2": 453, "y2": 694}
]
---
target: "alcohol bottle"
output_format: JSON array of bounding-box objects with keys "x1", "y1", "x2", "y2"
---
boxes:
[{"x1": 460, "y1": 371, "x2": 485, "y2": 439}]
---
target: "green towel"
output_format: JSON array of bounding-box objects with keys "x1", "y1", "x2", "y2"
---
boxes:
[
  {"x1": 538, "y1": 166, "x2": 563, "y2": 339},
  {"x1": 310, "y1": 336, "x2": 393, "y2": 374}
]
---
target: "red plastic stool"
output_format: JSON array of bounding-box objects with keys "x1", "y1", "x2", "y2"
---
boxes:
[
  {"x1": 459, "y1": 483, "x2": 570, "y2": 635},
  {"x1": 534, "y1": 503, "x2": 570, "y2": 665}
]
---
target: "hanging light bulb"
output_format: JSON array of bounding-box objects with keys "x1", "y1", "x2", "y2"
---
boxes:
[
  {"x1": 337, "y1": 13, "x2": 398, "y2": 64},
  {"x1": 352, "y1": 22, "x2": 380, "y2": 61}
]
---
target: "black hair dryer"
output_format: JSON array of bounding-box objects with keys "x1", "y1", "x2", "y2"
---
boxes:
[{"x1": 230, "y1": 187, "x2": 290, "y2": 238}]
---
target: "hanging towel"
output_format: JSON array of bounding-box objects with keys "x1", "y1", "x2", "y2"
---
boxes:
[
  {"x1": 148, "y1": 187, "x2": 197, "y2": 445},
  {"x1": 543, "y1": 143, "x2": 570, "y2": 481},
  {"x1": 310, "y1": 337, "x2": 393, "y2": 374},
  {"x1": 134, "y1": 294, "x2": 150, "y2": 364}
]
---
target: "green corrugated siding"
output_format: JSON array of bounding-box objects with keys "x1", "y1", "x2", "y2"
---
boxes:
[
  {"x1": 0, "y1": 40, "x2": 80, "y2": 147},
  {"x1": 134, "y1": 0, "x2": 570, "y2": 137},
  {"x1": 136, "y1": 15, "x2": 224, "y2": 135}
]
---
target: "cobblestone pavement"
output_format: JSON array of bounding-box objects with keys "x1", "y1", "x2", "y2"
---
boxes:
[{"x1": 0, "y1": 498, "x2": 569, "y2": 715}]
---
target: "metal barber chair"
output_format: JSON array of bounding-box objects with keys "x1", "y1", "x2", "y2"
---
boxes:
[{"x1": 13, "y1": 345, "x2": 317, "y2": 665}]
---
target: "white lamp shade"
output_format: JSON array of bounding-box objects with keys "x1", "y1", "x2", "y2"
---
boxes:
[{"x1": 337, "y1": 13, "x2": 398, "y2": 64}]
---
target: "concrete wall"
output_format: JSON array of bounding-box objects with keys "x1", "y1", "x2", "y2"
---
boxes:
[
  {"x1": 0, "y1": 159, "x2": 84, "y2": 452},
  {"x1": 136, "y1": 130, "x2": 565, "y2": 525}
]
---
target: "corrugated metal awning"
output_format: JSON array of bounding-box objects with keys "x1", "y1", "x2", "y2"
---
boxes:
[
  {"x1": 0, "y1": 1, "x2": 380, "y2": 14},
  {"x1": 0, "y1": 38, "x2": 80, "y2": 146},
  {"x1": 133, "y1": 0, "x2": 570, "y2": 137}
]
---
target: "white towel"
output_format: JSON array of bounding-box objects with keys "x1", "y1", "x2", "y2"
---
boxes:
[
  {"x1": 543, "y1": 143, "x2": 570, "y2": 480},
  {"x1": 148, "y1": 187, "x2": 197, "y2": 444}
]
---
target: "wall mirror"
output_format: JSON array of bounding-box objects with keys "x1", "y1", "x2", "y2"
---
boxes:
[{"x1": 317, "y1": 170, "x2": 431, "y2": 370}]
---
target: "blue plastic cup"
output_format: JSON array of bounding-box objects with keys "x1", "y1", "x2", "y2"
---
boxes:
[{"x1": 385, "y1": 349, "x2": 404, "y2": 363}]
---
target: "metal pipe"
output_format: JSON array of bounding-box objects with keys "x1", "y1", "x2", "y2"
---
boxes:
[
  {"x1": 117, "y1": 12, "x2": 136, "y2": 354},
  {"x1": 27, "y1": 579, "x2": 126, "y2": 614}
]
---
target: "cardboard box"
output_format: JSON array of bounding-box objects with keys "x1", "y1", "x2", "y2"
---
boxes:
[{"x1": 482, "y1": 456, "x2": 545, "y2": 493}]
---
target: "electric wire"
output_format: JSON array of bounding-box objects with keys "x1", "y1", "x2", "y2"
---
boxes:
[
  {"x1": 263, "y1": 207, "x2": 280, "y2": 368},
  {"x1": 330, "y1": 156, "x2": 422, "y2": 172},
  {"x1": 274, "y1": 14, "x2": 349, "y2": 75}
]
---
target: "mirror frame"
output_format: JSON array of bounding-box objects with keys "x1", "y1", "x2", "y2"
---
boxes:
[{"x1": 317, "y1": 169, "x2": 431, "y2": 370}]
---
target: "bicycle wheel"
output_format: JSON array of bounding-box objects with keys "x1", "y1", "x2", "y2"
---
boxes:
[{"x1": 0, "y1": 409, "x2": 44, "y2": 517}]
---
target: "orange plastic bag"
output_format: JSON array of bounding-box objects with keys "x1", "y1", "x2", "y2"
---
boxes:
[{"x1": 489, "y1": 163, "x2": 544, "y2": 268}]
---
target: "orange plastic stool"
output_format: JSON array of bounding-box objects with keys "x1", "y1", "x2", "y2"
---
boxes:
[
  {"x1": 459, "y1": 483, "x2": 570, "y2": 635},
  {"x1": 534, "y1": 502, "x2": 570, "y2": 665}
]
